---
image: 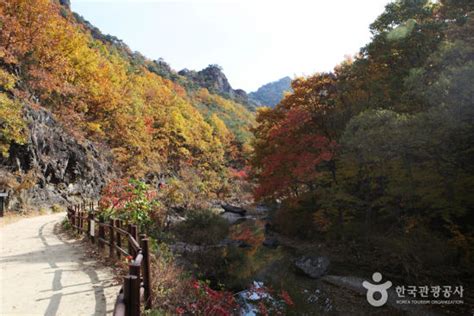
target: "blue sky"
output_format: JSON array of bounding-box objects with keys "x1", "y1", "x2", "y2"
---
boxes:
[{"x1": 72, "y1": 0, "x2": 392, "y2": 91}]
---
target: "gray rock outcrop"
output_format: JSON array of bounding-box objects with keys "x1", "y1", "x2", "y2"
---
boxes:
[
  {"x1": 294, "y1": 255, "x2": 330, "y2": 278},
  {"x1": 0, "y1": 106, "x2": 113, "y2": 211}
]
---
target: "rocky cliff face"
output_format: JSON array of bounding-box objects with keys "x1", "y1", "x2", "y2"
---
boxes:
[
  {"x1": 0, "y1": 106, "x2": 113, "y2": 211},
  {"x1": 59, "y1": 0, "x2": 71, "y2": 9},
  {"x1": 178, "y1": 65, "x2": 256, "y2": 110},
  {"x1": 179, "y1": 65, "x2": 233, "y2": 96}
]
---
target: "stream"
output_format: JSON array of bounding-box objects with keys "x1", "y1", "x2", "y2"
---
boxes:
[
  {"x1": 218, "y1": 206, "x2": 453, "y2": 315},
  {"x1": 174, "y1": 206, "x2": 448, "y2": 315},
  {"x1": 217, "y1": 207, "x2": 404, "y2": 315}
]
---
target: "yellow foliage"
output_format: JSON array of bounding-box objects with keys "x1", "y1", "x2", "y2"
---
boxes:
[
  {"x1": 0, "y1": 0, "x2": 255, "y2": 200},
  {"x1": 0, "y1": 69, "x2": 17, "y2": 91},
  {"x1": 0, "y1": 93, "x2": 27, "y2": 157}
]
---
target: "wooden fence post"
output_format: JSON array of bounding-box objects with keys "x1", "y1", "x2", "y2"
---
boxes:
[
  {"x1": 131, "y1": 225, "x2": 138, "y2": 239},
  {"x1": 140, "y1": 234, "x2": 152, "y2": 309},
  {"x1": 99, "y1": 216, "x2": 105, "y2": 250},
  {"x1": 72, "y1": 206, "x2": 75, "y2": 231},
  {"x1": 79, "y1": 204, "x2": 82, "y2": 233},
  {"x1": 129, "y1": 259, "x2": 141, "y2": 315},
  {"x1": 127, "y1": 223, "x2": 133, "y2": 256},
  {"x1": 89, "y1": 211, "x2": 95, "y2": 244},
  {"x1": 76, "y1": 206, "x2": 80, "y2": 234},
  {"x1": 79, "y1": 207, "x2": 83, "y2": 233},
  {"x1": 71, "y1": 207, "x2": 76, "y2": 229},
  {"x1": 79, "y1": 210, "x2": 83, "y2": 233},
  {"x1": 123, "y1": 275, "x2": 131, "y2": 316},
  {"x1": 129, "y1": 274, "x2": 140, "y2": 316},
  {"x1": 129, "y1": 262, "x2": 141, "y2": 281},
  {"x1": 109, "y1": 219, "x2": 115, "y2": 259},
  {"x1": 115, "y1": 219, "x2": 122, "y2": 258}
]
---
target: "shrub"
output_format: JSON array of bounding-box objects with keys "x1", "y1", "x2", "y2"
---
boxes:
[
  {"x1": 149, "y1": 245, "x2": 238, "y2": 315},
  {"x1": 61, "y1": 217, "x2": 72, "y2": 231},
  {"x1": 51, "y1": 204, "x2": 64, "y2": 213},
  {"x1": 373, "y1": 224, "x2": 460, "y2": 281},
  {"x1": 273, "y1": 204, "x2": 317, "y2": 239},
  {"x1": 150, "y1": 245, "x2": 191, "y2": 311},
  {"x1": 99, "y1": 178, "x2": 164, "y2": 232},
  {"x1": 39, "y1": 207, "x2": 48, "y2": 215},
  {"x1": 177, "y1": 280, "x2": 238, "y2": 315},
  {"x1": 159, "y1": 166, "x2": 217, "y2": 212}
]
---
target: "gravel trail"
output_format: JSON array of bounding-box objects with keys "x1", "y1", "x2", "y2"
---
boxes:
[{"x1": 0, "y1": 213, "x2": 120, "y2": 315}]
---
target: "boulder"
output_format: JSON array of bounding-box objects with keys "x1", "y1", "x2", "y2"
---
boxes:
[
  {"x1": 170, "y1": 239, "x2": 251, "y2": 255},
  {"x1": 294, "y1": 255, "x2": 330, "y2": 278},
  {"x1": 164, "y1": 213, "x2": 186, "y2": 227},
  {"x1": 220, "y1": 212, "x2": 245, "y2": 224},
  {"x1": 170, "y1": 242, "x2": 206, "y2": 254},
  {"x1": 255, "y1": 204, "x2": 271, "y2": 213},
  {"x1": 221, "y1": 204, "x2": 247, "y2": 216},
  {"x1": 262, "y1": 237, "x2": 279, "y2": 249}
]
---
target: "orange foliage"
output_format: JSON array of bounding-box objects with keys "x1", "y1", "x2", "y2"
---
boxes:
[{"x1": 0, "y1": 0, "x2": 245, "y2": 195}]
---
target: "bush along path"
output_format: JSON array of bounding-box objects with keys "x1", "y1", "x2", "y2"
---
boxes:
[{"x1": 0, "y1": 212, "x2": 120, "y2": 315}]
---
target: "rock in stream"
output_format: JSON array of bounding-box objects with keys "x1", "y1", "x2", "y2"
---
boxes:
[{"x1": 294, "y1": 255, "x2": 330, "y2": 279}]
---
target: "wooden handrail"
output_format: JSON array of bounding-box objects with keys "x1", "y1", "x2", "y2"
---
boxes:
[
  {"x1": 67, "y1": 204, "x2": 153, "y2": 316},
  {"x1": 127, "y1": 235, "x2": 141, "y2": 253}
]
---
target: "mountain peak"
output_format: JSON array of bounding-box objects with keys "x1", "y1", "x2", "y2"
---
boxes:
[
  {"x1": 178, "y1": 65, "x2": 256, "y2": 110},
  {"x1": 179, "y1": 64, "x2": 233, "y2": 96}
]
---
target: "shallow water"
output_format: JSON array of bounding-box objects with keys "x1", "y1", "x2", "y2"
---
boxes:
[{"x1": 220, "y1": 218, "x2": 403, "y2": 315}]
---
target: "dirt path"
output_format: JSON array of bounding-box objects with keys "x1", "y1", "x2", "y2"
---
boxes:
[{"x1": 0, "y1": 213, "x2": 120, "y2": 315}]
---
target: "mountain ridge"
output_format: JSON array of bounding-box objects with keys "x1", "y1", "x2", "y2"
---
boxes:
[
  {"x1": 71, "y1": 5, "x2": 289, "y2": 112},
  {"x1": 249, "y1": 76, "x2": 292, "y2": 107},
  {"x1": 0, "y1": 0, "x2": 254, "y2": 210}
]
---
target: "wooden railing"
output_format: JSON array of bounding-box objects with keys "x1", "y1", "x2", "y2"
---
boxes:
[{"x1": 67, "y1": 203, "x2": 153, "y2": 316}]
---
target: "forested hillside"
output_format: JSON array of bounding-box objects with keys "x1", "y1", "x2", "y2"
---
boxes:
[
  {"x1": 1, "y1": 0, "x2": 473, "y2": 314},
  {"x1": 0, "y1": 0, "x2": 254, "y2": 210},
  {"x1": 249, "y1": 76, "x2": 292, "y2": 107},
  {"x1": 252, "y1": 0, "x2": 474, "y2": 281}
]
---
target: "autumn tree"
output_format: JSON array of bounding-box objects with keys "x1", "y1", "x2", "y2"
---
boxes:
[
  {"x1": 251, "y1": 0, "x2": 474, "y2": 276},
  {"x1": 0, "y1": 0, "x2": 255, "y2": 208},
  {"x1": 252, "y1": 74, "x2": 338, "y2": 200}
]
